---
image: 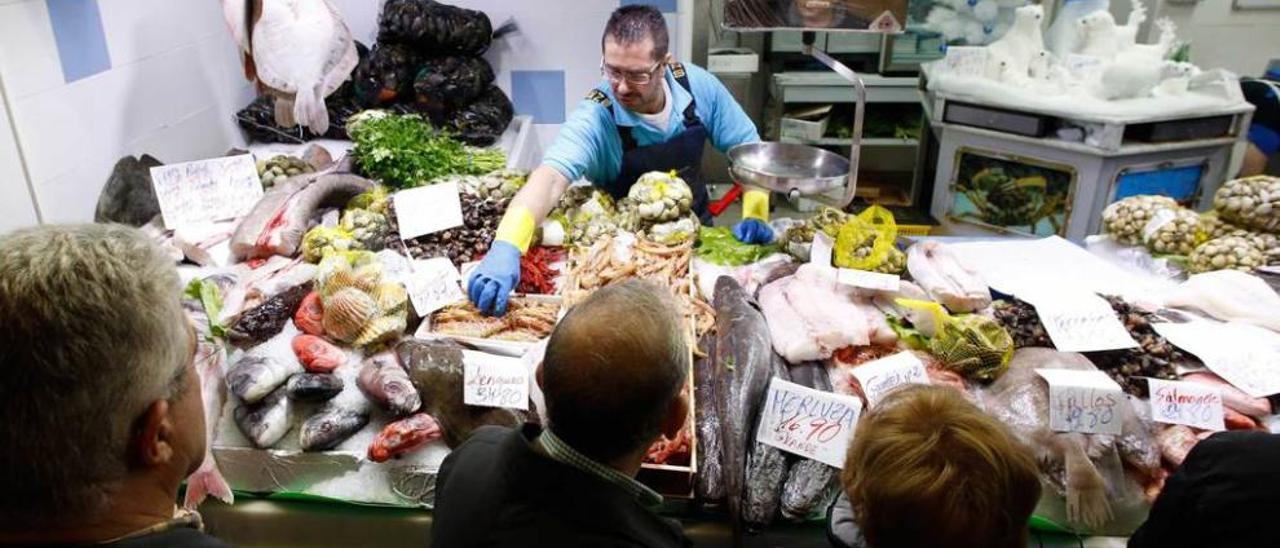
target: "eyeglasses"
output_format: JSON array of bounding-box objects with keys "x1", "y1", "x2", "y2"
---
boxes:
[{"x1": 600, "y1": 59, "x2": 663, "y2": 85}]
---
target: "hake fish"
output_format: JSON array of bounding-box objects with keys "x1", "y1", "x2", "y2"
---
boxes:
[
  {"x1": 398, "y1": 339, "x2": 526, "y2": 448},
  {"x1": 778, "y1": 361, "x2": 840, "y2": 521},
  {"x1": 712, "y1": 276, "x2": 775, "y2": 538},
  {"x1": 743, "y1": 352, "x2": 793, "y2": 529},
  {"x1": 693, "y1": 331, "x2": 724, "y2": 502}
]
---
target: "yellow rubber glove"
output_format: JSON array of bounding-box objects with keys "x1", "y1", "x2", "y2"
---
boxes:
[
  {"x1": 493, "y1": 205, "x2": 535, "y2": 253},
  {"x1": 733, "y1": 189, "x2": 774, "y2": 244},
  {"x1": 742, "y1": 189, "x2": 770, "y2": 221}
]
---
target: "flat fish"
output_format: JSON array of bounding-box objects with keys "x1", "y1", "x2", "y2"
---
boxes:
[
  {"x1": 227, "y1": 282, "x2": 313, "y2": 345},
  {"x1": 286, "y1": 372, "x2": 344, "y2": 402},
  {"x1": 743, "y1": 353, "x2": 793, "y2": 529},
  {"x1": 368, "y1": 412, "x2": 443, "y2": 463},
  {"x1": 250, "y1": 0, "x2": 359, "y2": 134},
  {"x1": 358, "y1": 354, "x2": 421, "y2": 417},
  {"x1": 398, "y1": 339, "x2": 527, "y2": 448},
  {"x1": 712, "y1": 276, "x2": 775, "y2": 539},
  {"x1": 694, "y1": 331, "x2": 725, "y2": 502},
  {"x1": 779, "y1": 361, "x2": 840, "y2": 521},
  {"x1": 300, "y1": 401, "x2": 370, "y2": 451},
  {"x1": 227, "y1": 355, "x2": 303, "y2": 404},
  {"x1": 293, "y1": 334, "x2": 345, "y2": 373},
  {"x1": 183, "y1": 340, "x2": 235, "y2": 509},
  {"x1": 234, "y1": 386, "x2": 292, "y2": 448}
]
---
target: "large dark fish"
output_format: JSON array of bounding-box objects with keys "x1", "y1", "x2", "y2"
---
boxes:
[
  {"x1": 234, "y1": 386, "x2": 292, "y2": 448},
  {"x1": 286, "y1": 372, "x2": 344, "y2": 402},
  {"x1": 227, "y1": 282, "x2": 313, "y2": 345},
  {"x1": 300, "y1": 402, "x2": 370, "y2": 451},
  {"x1": 230, "y1": 172, "x2": 373, "y2": 260},
  {"x1": 712, "y1": 276, "x2": 775, "y2": 540},
  {"x1": 779, "y1": 361, "x2": 840, "y2": 521},
  {"x1": 743, "y1": 352, "x2": 793, "y2": 529},
  {"x1": 358, "y1": 354, "x2": 421, "y2": 417},
  {"x1": 398, "y1": 339, "x2": 527, "y2": 448},
  {"x1": 694, "y1": 331, "x2": 725, "y2": 502}
]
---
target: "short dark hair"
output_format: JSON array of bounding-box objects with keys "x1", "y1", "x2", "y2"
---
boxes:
[
  {"x1": 602, "y1": 5, "x2": 669, "y2": 61},
  {"x1": 542, "y1": 280, "x2": 688, "y2": 463}
]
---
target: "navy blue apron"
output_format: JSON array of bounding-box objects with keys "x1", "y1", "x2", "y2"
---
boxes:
[{"x1": 589, "y1": 63, "x2": 713, "y2": 225}]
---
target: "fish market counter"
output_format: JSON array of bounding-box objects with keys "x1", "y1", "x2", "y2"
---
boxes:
[{"x1": 200, "y1": 498, "x2": 1122, "y2": 547}]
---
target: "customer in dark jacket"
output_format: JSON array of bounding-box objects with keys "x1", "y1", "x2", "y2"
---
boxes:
[
  {"x1": 0, "y1": 225, "x2": 229, "y2": 547},
  {"x1": 430, "y1": 279, "x2": 692, "y2": 547},
  {"x1": 1129, "y1": 431, "x2": 1280, "y2": 548}
]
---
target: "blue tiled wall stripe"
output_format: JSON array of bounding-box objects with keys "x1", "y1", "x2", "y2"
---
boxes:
[
  {"x1": 511, "y1": 70, "x2": 566, "y2": 124},
  {"x1": 45, "y1": 0, "x2": 112, "y2": 82},
  {"x1": 621, "y1": 0, "x2": 678, "y2": 13}
]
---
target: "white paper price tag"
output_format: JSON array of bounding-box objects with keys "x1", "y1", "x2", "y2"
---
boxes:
[
  {"x1": 463, "y1": 350, "x2": 529, "y2": 411},
  {"x1": 1036, "y1": 369, "x2": 1125, "y2": 435},
  {"x1": 1147, "y1": 378, "x2": 1225, "y2": 431},
  {"x1": 851, "y1": 351, "x2": 929, "y2": 406},
  {"x1": 1065, "y1": 54, "x2": 1105, "y2": 78},
  {"x1": 837, "y1": 268, "x2": 900, "y2": 292},
  {"x1": 406, "y1": 257, "x2": 465, "y2": 317},
  {"x1": 1154, "y1": 322, "x2": 1280, "y2": 398},
  {"x1": 394, "y1": 181, "x2": 464, "y2": 239},
  {"x1": 1024, "y1": 292, "x2": 1138, "y2": 352},
  {"x1": 942, "y1": 46, "x2": 990, "y2": 78},
  {"x1": 755, "y1": 378, "x2": 863, "y2": 469},
  {"x1": 150, "y1": 154, "x2": 263, "y2": 230},
  {"x1": 810, "y1": 232, "x2": 834, "y2": 267}
]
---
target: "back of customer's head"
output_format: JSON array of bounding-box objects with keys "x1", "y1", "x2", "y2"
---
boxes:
[
  {"x1": 842, "y1": 384, "x2": 1040, "y2": 548},
  {"x1": 0, "y1": 224, "x2": 200, "y2": 530},
  {"x1": 541, "y1": 279, "x2": 688, "y2": 463}
]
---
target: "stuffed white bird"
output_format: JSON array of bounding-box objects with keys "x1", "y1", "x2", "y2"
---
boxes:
[
  {"x1": 985, "y1": 4, "x2": 1046, "y2": 83},
  {"x1": 1077, "y1": 0, "x2": 1146, "y2": 61}
]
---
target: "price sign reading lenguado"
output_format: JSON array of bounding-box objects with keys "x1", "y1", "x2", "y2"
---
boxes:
[
  {"x1": 1036, "y1": 368, "x2": 1124, "y2": 436},
  {"x1": 755, "y1": 378, "x2": 863, "y2": 469},
  {"x1": 462, "y1": 351, "x2": 529, "y2": 411}
]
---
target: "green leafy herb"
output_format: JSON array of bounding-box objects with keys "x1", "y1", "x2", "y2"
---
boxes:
[
  {"x1": 694, "y1": 226, "x2": 779, "y2": 266},
  {"x1": 184, "y1": 279, "x2": 225, "y2": 339},
  {"x1": 351, "y1": 113, "x2": 505, "y2": 188}
]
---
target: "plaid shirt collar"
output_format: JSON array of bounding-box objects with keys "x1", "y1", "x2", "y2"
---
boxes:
[{"x1": 538, "y1": 429, "x2": 663, "y2": 508}]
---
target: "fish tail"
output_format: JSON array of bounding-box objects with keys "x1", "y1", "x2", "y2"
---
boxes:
[
  {"x1": 293, "y1": 83, "x2": 329, "y2": 135},
  {"x1": 183, "y1": 459, "x2": 235, "y2": 509}
]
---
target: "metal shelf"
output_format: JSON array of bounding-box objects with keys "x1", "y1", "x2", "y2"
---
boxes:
[
  {"x1": 781, "y1": 136, "x2": 919, "y2": 147},
  {"x1": 773, "y1": 72, "x2": 920, "y2": 104}
]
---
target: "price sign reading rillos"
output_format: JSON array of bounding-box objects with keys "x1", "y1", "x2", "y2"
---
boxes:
[
  {"x1": 756, "y1": 378, "x2": 863, "y2": 469},
  {"x1": 1036, "y1": 369, "x2": 1124, "y2": 436}
]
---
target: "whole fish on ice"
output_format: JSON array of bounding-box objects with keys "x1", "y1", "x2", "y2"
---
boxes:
[
  {"x1": 368, "y1": 412, "x2": 443, "y2": 462},
  {"x1": 222, "y1": 0, "x2": 359, "y2": 134},
  {"x1": 230, "y1": 173, "x2": 373, "y2": 261},
  {"x1": 743, "y1": 353, "x2": 793, "y2": 528},
  {"x1": 300, "y1": 401, "x2": 370, "y2": 451},
  {"x1": 234, "y1": 386, "x2": 293, "y2": 448},
  {"x1": 286, "y1": 372, "x2": 344, "y2": 402},
  {"x1": 778, "y1": 361, "x2": 840, "y2": 521},
  {"x1": 399, "y1": 339, "x2": 528, "y2": 448},
  {"x1": 293, "y1": 334, "x2": 345, "y2": 373},
  {"x1": 358, "y1": 353, "x2": 421, "y2": 417},
  {"x1": 183, "y1": 339, "x2": 235, "y2": 509},
  {"x1": 227, "y1": 355, "x2": 302, "y2": 404}
]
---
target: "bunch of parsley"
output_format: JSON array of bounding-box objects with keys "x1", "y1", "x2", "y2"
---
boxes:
[{"x1": 350, "y1": 113, "x2": 505, "y2": 188}]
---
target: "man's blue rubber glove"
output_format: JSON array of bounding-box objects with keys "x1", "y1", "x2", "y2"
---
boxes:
[
  {"x1": 467, "y1": 205, "x2": 534, "y2": 316},
  {"x1": 732, "y1": 189, "x2": 774, "y2": 244},
  {"x1": 467, "y1": 240, "x2": 522, "y2": 316}
]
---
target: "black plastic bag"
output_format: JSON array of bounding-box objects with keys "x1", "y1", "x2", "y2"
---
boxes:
[
  {"x1": 412, "y1": 55, "x2": 495, "y2": 112},
  {"x1": 352, "y1": 43, "x2": 422, "y2": 107},
  {"x1": 378, "y1": 0, "x2": 493, "y2": 56},
  {"x1": 441, "y1": 85, "x2": 513, "y2": 147}
]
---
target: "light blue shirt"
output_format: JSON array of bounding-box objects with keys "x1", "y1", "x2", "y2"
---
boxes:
[{"x1": 542, "y1": 62, "x2": 760, "y2": 185}]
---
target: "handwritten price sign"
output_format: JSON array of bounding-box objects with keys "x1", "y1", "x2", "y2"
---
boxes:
[
  {"x1": 756, "y1": 378, "x2": 863, "y2": 468},
  {"x1": 1155, "y1": 321, "x2": 1280, "y2": 398},
  {"x1": 1024, "y1": 292, "x2": 1138, "y2": 352},
  {"x1": 406, "y1": 257, "x2": 465, "y2": 317},
  {"x1": 462, "y1": 350, "x2": 529, "y2": 411},
  {"x1": 1147, "y1": 378, "x2": 1225, "y2": 431},
  {"x1": 150, "y1": 154, "x2": 263, "y2": 231},
  {"x1": 851, "y1": 351, "x2": 929, "y2": 407},
  {"x1": 1036, "y1": 369, "x2": 1124, "y2": 435}
]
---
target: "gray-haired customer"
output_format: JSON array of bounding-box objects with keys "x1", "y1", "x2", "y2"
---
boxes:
[
  {"x1": 0, "y1": 224, "x2": 227, "y2": 547},
  {"x1": 431, "y1": 279, "x2": 692, "y2": 547}
]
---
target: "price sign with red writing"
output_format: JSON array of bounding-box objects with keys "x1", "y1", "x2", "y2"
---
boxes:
[
  {"x1": 755, "y1": 378, "x2": 864, "y2": 468},
  {"x1": 1036, "y1": 369, "x2": 1124, "y2": 435},
  {"x1": 1147, "y1": 378, "x2": 1225, "y2": 431}
]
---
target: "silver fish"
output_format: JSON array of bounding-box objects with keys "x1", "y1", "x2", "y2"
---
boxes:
[
  {"x1": 286, "y1": 372, "x2": 344, "y2": 403},
  {"x1": 300, "y1": 402, "x2": 370, "y2": 451},
  {"x1": 358, "y1": 354, "x2": 420, "y2": 417},
  {"x1": 233, "y1": 387, "x2": 292, "y2": 448},
  {"x1": 713, "y1": 276, "x2": 775, "y2": 539},
  {"x1": 227, "y1": 355, "x2": 302, "y2": 404},
  {"x1": 743, "y1": 353, "x2": 793, "y2": 528}
]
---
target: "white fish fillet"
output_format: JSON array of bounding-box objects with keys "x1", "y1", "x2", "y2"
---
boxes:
[
  {"x1": 759, "y1": 277, "x2": 823, "y2": 363},
  {"x1": 906, "y1": 241, "x2": 991, "y2": 313},
  {"x1": 251, "y1": 0, "x2": 358, "y2": 134},
  {"x1": 1164, "y1": 270, "x2": 1280, "y2": 333},
  {"x1": 758, "y1": 264, "x2": 874, "y2": 362}
]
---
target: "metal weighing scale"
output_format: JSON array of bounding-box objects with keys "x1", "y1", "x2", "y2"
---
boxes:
[{"x1": 716, "y1": 0, "x2": 910, "y2": 210}]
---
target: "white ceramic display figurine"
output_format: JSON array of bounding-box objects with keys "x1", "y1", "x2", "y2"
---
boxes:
[
  {"x1": 1099, "y1": 58, "x2": 1187, "y2": 99},
  {"x1": 1124, "y1": 18, "x2": 1178, "y2": 61},
  {"x1": 984, "y1": 4, "x2": 1046, "y2": 83},
  {"x1": 1152, "y1": 62, "x2": 1202, "y2": 97},
  {"x1": 1077, "y1": 0, "x2": 1147, "y2": 61}
]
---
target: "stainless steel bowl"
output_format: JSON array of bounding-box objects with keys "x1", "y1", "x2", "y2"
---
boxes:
[{"x1": 727, "y1": 142, "x2": 851, "y2": 198}]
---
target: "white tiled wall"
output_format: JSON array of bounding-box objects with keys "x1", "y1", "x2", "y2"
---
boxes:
[
  {"x1": 0, "y1": 98, "x2": 40, "y2": 231},
  {"x1": 1156, "y1": 0, "x2": 1280, "y2": 76}
]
